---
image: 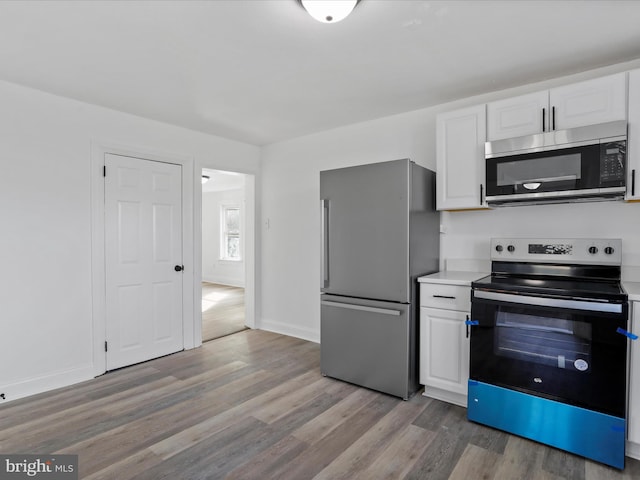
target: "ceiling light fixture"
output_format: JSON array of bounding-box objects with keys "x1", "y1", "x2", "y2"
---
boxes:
[
  {"x1": 299, "y1": 0, "x2": 360, "y2": 23},
  {"x1": 201, "y1": 175, "x2": 210, "y2": 184}
]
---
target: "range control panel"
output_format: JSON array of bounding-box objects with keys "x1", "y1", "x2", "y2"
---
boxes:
[{"x1": 491, "y1": 238, "x2": 622, "y2": 265}]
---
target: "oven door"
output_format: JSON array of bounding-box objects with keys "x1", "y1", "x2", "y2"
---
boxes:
[{"x1": 470, "y1": 289, "x2": 628, "y2": 417}]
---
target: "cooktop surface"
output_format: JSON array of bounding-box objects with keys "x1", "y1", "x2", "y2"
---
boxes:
[{"x1": 472, "y1": 274, "x2": 626, "y2": 302}]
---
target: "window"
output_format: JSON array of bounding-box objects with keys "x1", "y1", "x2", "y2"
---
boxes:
[{"x1": 221, "y1": 205, "x2": 241, "y2": 261}]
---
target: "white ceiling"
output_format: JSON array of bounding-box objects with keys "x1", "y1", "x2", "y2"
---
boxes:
[
  {"x1": 202, "y1": 169, "x2": 245, "y2": 193},
  {"x1": 1, "y1": 0, "x2": 640, "y2": 146}
]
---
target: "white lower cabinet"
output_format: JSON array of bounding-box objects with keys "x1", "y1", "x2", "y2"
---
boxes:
[
  {"x1": 628, "y1": 301, "x2": 640, "y2": 458},
  {"x1": 419, "y1": 282, "x2": 471, "y2": 407},
  {"x1": 420, "y1": 308, "x2": 469, "y2": 406}
]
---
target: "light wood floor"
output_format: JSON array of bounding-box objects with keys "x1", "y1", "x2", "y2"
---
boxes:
[
  {"x1": 202, "y1": 282, "x2": 246, "y2": 342},
  {"x1": 1, "y1": 330, "x2": 639, "y2": 479}
]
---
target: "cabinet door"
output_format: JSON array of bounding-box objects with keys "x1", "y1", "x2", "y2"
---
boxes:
[
  {"x1": 628, "y1": 303, "x2": 640, "y2": 444},
  {"x1": 436, "y1": 105, "x2": 487, "y2": 210},
  {"x1": 551, "y1": 72, "x2": 627, "y2": 131},
  {"x1": 627, "y1": 69, "x2": 640, "y2": 201},
  {"x1": 487, "y1": 91, "x2": 549, "y2": 141},
  {"x1": 419, "y1": 307, "x2": 469, "y2": 395}
]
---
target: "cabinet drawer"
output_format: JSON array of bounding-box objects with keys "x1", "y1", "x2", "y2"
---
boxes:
[{"x1": 420, "y1": 283, "x2": 470, "y2": 311}]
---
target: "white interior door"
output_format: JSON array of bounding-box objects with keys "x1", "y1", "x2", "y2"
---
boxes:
[{"x1": 105, "y1": 153, "x2": 184, "y2": 370}]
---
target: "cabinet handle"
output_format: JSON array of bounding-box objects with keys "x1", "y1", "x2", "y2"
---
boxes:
[
  {"x1": 632, "y1": 169, "x2": 636, "y2": 197},
  {"x1": 479, "y1": 184, "x2": 484, "y2": 206},
  {"x1": 552, "y1": 106, "x2": 556, "y2": 130},
  {"x1": 542, "y1": 107, "x2": 546, "y2": 132},
  {"x1": 433, "y1": 295, "x2": 456, "y2": 299},
  {"x1": 466, "y1": 315, "x2": 470, "y2": 338}
]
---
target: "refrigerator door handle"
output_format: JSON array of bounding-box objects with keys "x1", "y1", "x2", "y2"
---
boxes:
[
  {"x1": 321, "y1": 300, "x2": 402, "y2": 316},
  {"x1": 321, "y1": 199, "x2": 329, "y2": 288}
]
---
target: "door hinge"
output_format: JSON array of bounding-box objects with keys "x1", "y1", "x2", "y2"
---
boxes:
[
  {"x1": 105, "y1": 341, "x2": 108, "y2": 352},
  {"x1": 103, "y1": 165, "x2": 106, "y2": 177}
]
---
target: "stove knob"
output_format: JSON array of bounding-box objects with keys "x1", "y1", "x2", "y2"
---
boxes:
[
  {"x1": 588, "y1": 246, "x2": 598, "y2": 255},
  {"x1": 507, "y1": 245, "x2": 515, "y2": 253},
  {"x1": 495, "y1": 244, "x2": 503, "y2": 252},
  {"x1": 605, "y1": 246, "x2": 615, "y2": 255}
]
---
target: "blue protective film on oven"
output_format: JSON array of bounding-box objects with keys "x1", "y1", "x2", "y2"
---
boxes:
[
  {"x1": 616, "y1": 327, "x2": 638, "y2": 340},
  {"x1": 467, "y1": 380, "x2": 626, "y2": 469}
]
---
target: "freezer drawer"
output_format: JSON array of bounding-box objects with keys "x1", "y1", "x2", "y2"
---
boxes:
[{"x1": 320, "y1": 295, "x2": 416, "y2": 399}]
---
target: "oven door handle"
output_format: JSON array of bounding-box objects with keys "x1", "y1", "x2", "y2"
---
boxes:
[
  {"x1": 465, "y1": 317, "x2": 479, "y2": 338},
  {"x1": 473, "y1": 290, "x2": 623, "y2": 314}
]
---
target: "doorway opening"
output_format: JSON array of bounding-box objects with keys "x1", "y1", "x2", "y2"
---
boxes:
[{"x1": 201, "y1": 168, "x2": 248, "y2": 341}]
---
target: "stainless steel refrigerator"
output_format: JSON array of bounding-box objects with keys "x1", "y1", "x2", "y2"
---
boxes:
[{"x1": 320, "y1": 159, "x2": 440, "y2": 400}]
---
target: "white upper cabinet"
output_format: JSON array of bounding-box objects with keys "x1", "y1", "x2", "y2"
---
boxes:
[
  {"x1": 487, "y1": 91, "x2": 549, "y2": 141},
  {"x1": 627, "y1": 68, "x2": 640, "y2": 201},
  {"x1": 436, "y1": 104, "x2": 487, "y2": 211},
  {"x1": 487, "y1": 72, "x2": 628, "y2": 141}
]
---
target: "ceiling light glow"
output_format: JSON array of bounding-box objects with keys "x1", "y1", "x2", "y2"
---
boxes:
[{"x1": 301, "y1": 0, "x2": 358, "y2": 23}]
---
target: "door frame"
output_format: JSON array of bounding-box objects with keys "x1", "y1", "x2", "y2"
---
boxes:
[
  {"x1": 197, "y1": 169, "x2": 256, "y2": 335},
  {"x1": 91, "y1": 140, "x2": 195, "y2": 376}
]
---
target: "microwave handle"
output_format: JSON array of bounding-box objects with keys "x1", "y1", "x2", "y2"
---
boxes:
[{"x1": 542, "y1": 108, "x2": 546, "y2": 132}]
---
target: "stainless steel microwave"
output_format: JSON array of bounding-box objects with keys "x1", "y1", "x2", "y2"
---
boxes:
[{"x1": 485, "y1": 121, "x2": 627, "y2": 206}]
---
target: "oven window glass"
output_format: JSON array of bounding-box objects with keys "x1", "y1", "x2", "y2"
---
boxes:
[
  {"x1": 496, "y1": 153, "x2": 581, "y2": 187},
  {"x1": 494, "y1": 308, "x2": 592, "y2": 372}
]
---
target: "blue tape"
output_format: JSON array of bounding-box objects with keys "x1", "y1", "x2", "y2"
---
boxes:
[
  {"x1": 616, "y1": 327, "x2": 638, "y2": 340},
  {"x1": 465, "y1": 320, "x2": 479, "y2": 326}
]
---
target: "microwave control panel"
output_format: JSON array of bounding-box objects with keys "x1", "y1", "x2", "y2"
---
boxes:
[{"x1": 600, "y1": 141, "x2": 626, "y2": 185}]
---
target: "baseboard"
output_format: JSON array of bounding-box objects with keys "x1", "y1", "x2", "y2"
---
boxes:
[
  {"x1": 202, "y1": 276, "x2": 245, "y2": 288},
  {"x1": 627, "y1": 440, "x2": 640, "y2": 461},
  {"x1": 422, "y1": 385, "x2": 468, "y2": 408},
  {"x1": 0, "y1": 364, "x2": 95, "y2": 405},
  {"x1": 259, "y1": 318, "x2": 319, "y2": 344}
]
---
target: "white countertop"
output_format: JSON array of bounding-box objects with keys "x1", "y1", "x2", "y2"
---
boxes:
[
  {"x1": 418, "y1": 271, "x2": 489, "y2": 286},
  {"x1": 624, "y1": 281, "x2": 640, "y2": 302}
]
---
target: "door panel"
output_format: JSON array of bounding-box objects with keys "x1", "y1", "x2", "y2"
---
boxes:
[
  {"x1": 551, "y1": 73, "x2": 627, "y2": 130},
  {"x1": 105, "y1": 153, "x2": 183, "y2": 370},
  {"x1": 487, "y1": 91, "x2": 548, "y2": 140},
  {"x1": 320, "y1": 160, "x2": 410, "y2": 302},
  {"x1": 420, "y1": 307, "x2": 469, "y2": 395},
  {"x1": 436, "y1": 105, "x2": 487, "y2": 210}
]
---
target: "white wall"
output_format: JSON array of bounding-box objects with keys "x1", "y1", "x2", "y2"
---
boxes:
[
  {"x1": 0, "y1": 79, "x2": 259, "y2": 402},
  {"x1": 260, "y1": 58, "x2": 640, "y2": 344},
  {"x1": 260, "y1": 110, "x2": 436, "y2": 342},
  {"x1": 202, "y1": 188, "x2": 246, "y2": 287}
]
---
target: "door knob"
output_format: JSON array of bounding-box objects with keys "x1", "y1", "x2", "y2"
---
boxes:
[{"x1": 174, "y1": 265, "x2": 184, "y2": 272}]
